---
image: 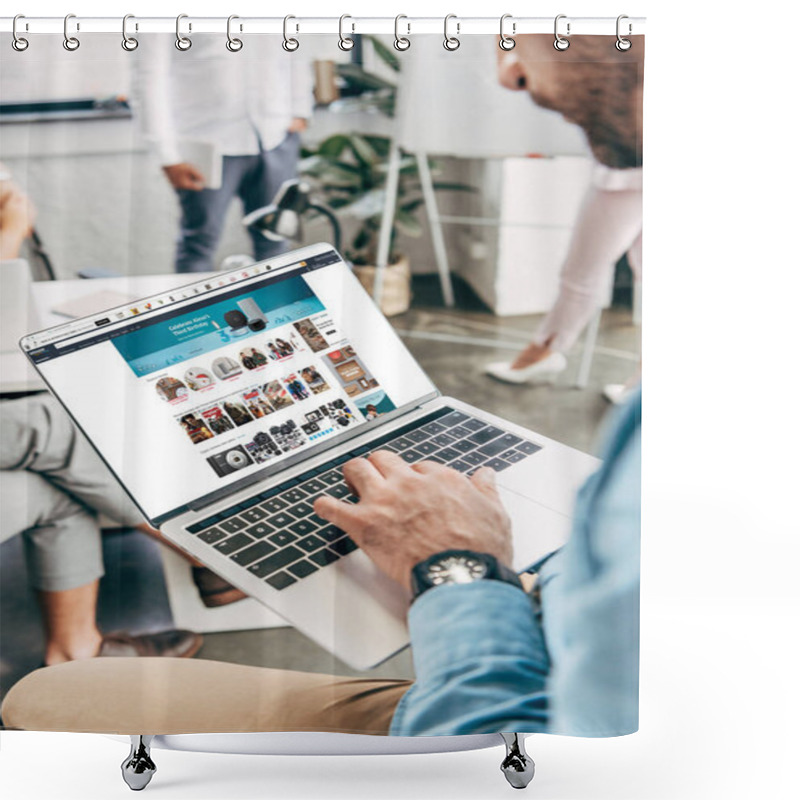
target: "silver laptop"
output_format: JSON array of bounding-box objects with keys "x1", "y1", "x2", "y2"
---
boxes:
[{"x1": 20, "y1": 243, "x2": 597, "y2": 670}]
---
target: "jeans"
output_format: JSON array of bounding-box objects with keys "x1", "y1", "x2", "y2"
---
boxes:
[{"x1": 175, "y1": 132, "x2": 301, "y2": 273}]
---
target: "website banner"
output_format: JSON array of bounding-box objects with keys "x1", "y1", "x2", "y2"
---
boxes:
[{"x1": 112, "y1": 276, "x2": 324, "y2": 377}]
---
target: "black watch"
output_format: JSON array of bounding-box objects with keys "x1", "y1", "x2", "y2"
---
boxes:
[{"x1": 410, "y1": 549, "x2": 523, "y2": 601}]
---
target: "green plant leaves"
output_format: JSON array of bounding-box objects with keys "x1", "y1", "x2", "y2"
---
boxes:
[{"x1": 367, "y1": 35, "x2": 401, "y2": 73}]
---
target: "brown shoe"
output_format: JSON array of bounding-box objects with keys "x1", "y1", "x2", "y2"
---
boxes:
[
  {"x1": 191, "y1": 566, "x2": 248, "y2": 608},
  {"x1": 97, "y1": 629, "x2": 203, "y2": 659}
]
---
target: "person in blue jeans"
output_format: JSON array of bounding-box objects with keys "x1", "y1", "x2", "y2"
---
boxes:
[{"x1": 132, "y1": 34, "x2": 314, "y2": 273}]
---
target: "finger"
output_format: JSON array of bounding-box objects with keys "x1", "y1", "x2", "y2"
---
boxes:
[
  {"x1": 470, "y1": 466, "x2": 500, "y2": 499},
  {"x1": 341, "y1": 457, "x2": 384, "y2": 497},
  {"x1": 368, "y1": 449, "x2": 411, "y2": 478},
  {"x1": 411, "y1": 459, "x2": 451, "y2": 475},
  {"x1": 314, "y1": 495, "x2": 362, "y2": 530}
]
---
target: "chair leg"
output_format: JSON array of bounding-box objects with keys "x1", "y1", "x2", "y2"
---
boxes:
[
  {"x1": 121, "y1": 735, "x2": 156, "y2": 791},
  {"x1": 500, "y1": 733, "x2": 535, "y2": 789}
]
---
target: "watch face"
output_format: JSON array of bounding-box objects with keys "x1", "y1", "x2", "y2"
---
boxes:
[{"x1": 427, "y1": 555, "x2": 489, "y2": 586}]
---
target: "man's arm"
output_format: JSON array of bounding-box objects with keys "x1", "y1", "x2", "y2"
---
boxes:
[
  {"x1": 390, "y1": 581, "x2": 550, "y2": 735},
  {"x1": 314, "y1": 452, "x2": 550, "y2": 734}
]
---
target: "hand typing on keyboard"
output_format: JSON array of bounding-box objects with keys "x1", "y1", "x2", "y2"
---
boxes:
[{"x1": 313, "y1": 451, "x2": 513, "y2": 592}]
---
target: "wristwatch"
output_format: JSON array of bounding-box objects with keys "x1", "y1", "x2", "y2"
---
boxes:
[{"x1": 410, "y1": 549, "x2": 523, "y2": 601}]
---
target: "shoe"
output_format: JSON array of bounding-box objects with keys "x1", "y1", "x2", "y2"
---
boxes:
[
  {"x1": 191, "y1": 566, "x2": 248, "y2": 608},
  {"x1": 603, "y1": 383, "x2": 631, "y2": 405},
  {"x1": 97, "y1": 629, "x2": 203, "y2": 658},
  {"x1": 484, "y1": 352, "x2": 568, "y2": 385}
]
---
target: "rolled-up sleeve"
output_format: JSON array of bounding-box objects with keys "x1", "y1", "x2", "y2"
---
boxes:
[{"x1": 390, "y1": 581, "x2": 549, "y2": 736}]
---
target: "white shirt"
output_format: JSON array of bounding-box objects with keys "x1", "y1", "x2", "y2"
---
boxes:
[{"x1": 131, "y1": 34, "x2": 314, "y2": 166}]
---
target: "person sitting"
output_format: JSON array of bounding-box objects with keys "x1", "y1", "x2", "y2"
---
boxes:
[
  {"x1": 1, "y1": 395, "x2": 204, "y2": 665},
  {"x1": 0, "y1": 175, "x2": 241, "y2": 673}
]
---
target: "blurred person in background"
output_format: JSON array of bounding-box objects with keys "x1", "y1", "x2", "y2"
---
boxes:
[
  {"x1": 1, "y1": 174, "x2": 206, "y2": 664},
  {"x1": 132, "y1": 36, "x2": 314, "y2": 273},
  {"x1": 484, "y1": 37, "x2": 642, "y2": 403}
]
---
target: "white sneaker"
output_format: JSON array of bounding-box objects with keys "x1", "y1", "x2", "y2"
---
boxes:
[
  {"x1": 603, "y1": 383, "x2": 630, "y2": 404},
  {"x1": 483, "y1": 352, "x2": 568, "y2": 385}
]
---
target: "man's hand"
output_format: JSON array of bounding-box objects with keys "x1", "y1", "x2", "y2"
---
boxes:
[
  {"x1": 313, "y1": 451, "x2": 513, "y2": 592},
  {"x1": 163, "y1": 163, "x2": 206, "y2": 191},
  {"x1": 287, "y1": 117, "x2": 308, "y2": 134}
]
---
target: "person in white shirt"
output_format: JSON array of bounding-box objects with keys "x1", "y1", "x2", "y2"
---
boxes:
[{"x1": 131, "y1": 35, "x2": 315, "y2": 273}]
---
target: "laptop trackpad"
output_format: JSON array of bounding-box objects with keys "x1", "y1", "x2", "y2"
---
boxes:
[{"x1": 499, "y1": 486, "x2": 572, "y2": 572}]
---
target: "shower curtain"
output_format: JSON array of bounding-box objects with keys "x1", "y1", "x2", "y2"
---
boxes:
[{"x1": 0, "y1": 19, "x2": 643, "y2": 745}]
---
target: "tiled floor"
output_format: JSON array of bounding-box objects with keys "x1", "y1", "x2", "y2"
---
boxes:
[{"x1": 0, "y1": 279, "x2": 640, "y2": 707}]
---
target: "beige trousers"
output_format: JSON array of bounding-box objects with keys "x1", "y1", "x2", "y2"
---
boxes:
[{"x1": 1, "y1": 658, "x2": 412, "y2": 736}]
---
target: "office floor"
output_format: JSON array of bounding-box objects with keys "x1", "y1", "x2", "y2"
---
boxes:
[{"x1": 0, "y1": 277, "x2": 640, "y2": 707}]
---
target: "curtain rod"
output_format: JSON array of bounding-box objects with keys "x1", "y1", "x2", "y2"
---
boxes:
[{"x1": 1, "y1": 16, "x2": 646, "y2": 37}]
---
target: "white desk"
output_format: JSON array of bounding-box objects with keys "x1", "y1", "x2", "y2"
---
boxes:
[{"x1": 3, "y1": 273, "x2": 289, "y2": 634}]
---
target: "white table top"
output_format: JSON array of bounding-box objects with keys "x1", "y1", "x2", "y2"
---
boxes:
[{"x1": 1, "y1": 272, "x2": 216, "y2": 395}]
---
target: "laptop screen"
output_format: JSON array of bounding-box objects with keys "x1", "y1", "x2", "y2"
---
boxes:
[{"x1": 21, "y1": 245, "x2": 437, "y2": 524}]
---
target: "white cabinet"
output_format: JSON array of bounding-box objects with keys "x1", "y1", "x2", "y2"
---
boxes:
[{"x1": 457, "y1": 156, "x2": 600, "y2": 317}]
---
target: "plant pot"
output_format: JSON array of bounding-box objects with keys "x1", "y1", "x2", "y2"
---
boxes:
[{"x1": 352, "y1": 256, "x2": 412, "y2": 317}]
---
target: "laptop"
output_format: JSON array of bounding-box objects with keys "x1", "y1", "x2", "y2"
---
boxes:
[{"x1": 20, "y1": 243, "x2": 598, "y2": 670}]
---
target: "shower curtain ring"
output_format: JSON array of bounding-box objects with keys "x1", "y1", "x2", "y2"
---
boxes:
[
  {"x1": 615, "y1": 15, "x2": 632, "y2": 51},
  {"x1": 227, "y1": 15, "x2": 243, "y2": 51},
  {"x1": 175, "y1": 14, "x2": 192, "y2": 51},
  {"x1": 338, "y1": 15, "x2": 355, "y2": 51},
  {"x1": 553, "y1": 14, "x2": 570, "y2": 51},
  {"x1": 283, "y1": 15, "x2": 299, "y2": 51},
  {"x1": 499, "y1": 14, "x2": 516, "y2": 51},
  {"x1": 63, "y1": 13, "x2": 80, "y2": 51},
  {"x1": 394, "y1": 15, "x2": 410, "y2": 51},
  {"x1": 12, "y1": 15, "x2": 29, "y2": 51},
  {"x1": 122, "y1": 14, "x2": 139, "y2": 51},
  {"x1": 443, "y1": 14, "x2": 460, "y2": 51}
]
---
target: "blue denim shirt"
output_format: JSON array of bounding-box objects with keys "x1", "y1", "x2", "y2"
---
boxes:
[{"x1": 390, "y1": 388, "x2": 641, "y2": 737}]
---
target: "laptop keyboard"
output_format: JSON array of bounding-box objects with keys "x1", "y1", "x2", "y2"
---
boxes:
[{"x1": 185, "y1": 407, "x2": 542, "y2": 592}]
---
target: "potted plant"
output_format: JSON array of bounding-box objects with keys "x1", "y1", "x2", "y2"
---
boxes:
[
  {"x1": 301, "y1": 134, "x2": 472, "y2": 315},
  {"x1": 301, "y1": 38, "x2": 472, "y2": 315}
]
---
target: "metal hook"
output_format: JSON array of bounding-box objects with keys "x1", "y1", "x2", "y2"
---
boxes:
[
  {"x1": 499, "y1": 14, "x2": 516, "y2": 51},
  {"x1": 175, "y1": 14, "x2": 192, "y2": 51},
  {"x1": 226, "y1": 15, "x2": 243, "y2": 52},
  {"x1": 283, "y1": 15, "x2": 299, "y2": 52},
  {"x1": 12, "y1": 14, "x2": 29, "y2": 52},
  {"x1": 63, "y1": 13, "x2": 80, "y2": 51},
  {"x1": 394, "y1": 14, "x2": 410, "y2": 51},
  {"x1": 338, "y1": 14, "x2": 355, "y2": 51},
  {"x1": 122, "y1": 14, "x2": 139, "y2": 51},
  {"x1": 554, "y1": 14, "x2": 570, "y2": 51},
  {"x1": 443, "y1": 14, "x2": 460, "y2": 52},
  {"x1": 615, "y1": 14, "x2": 632, "y2": 51}
]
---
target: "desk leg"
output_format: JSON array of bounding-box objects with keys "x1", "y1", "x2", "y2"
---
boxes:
[
  {"x1": 575, "y1": 308, "x2": 602, "y2": 389},
  {"x1": 417, "y1": 151, "x2": 455, "y2": 308},
  {"x1": 374, "y1": 139, "x2": 402, "y2": 307}
]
